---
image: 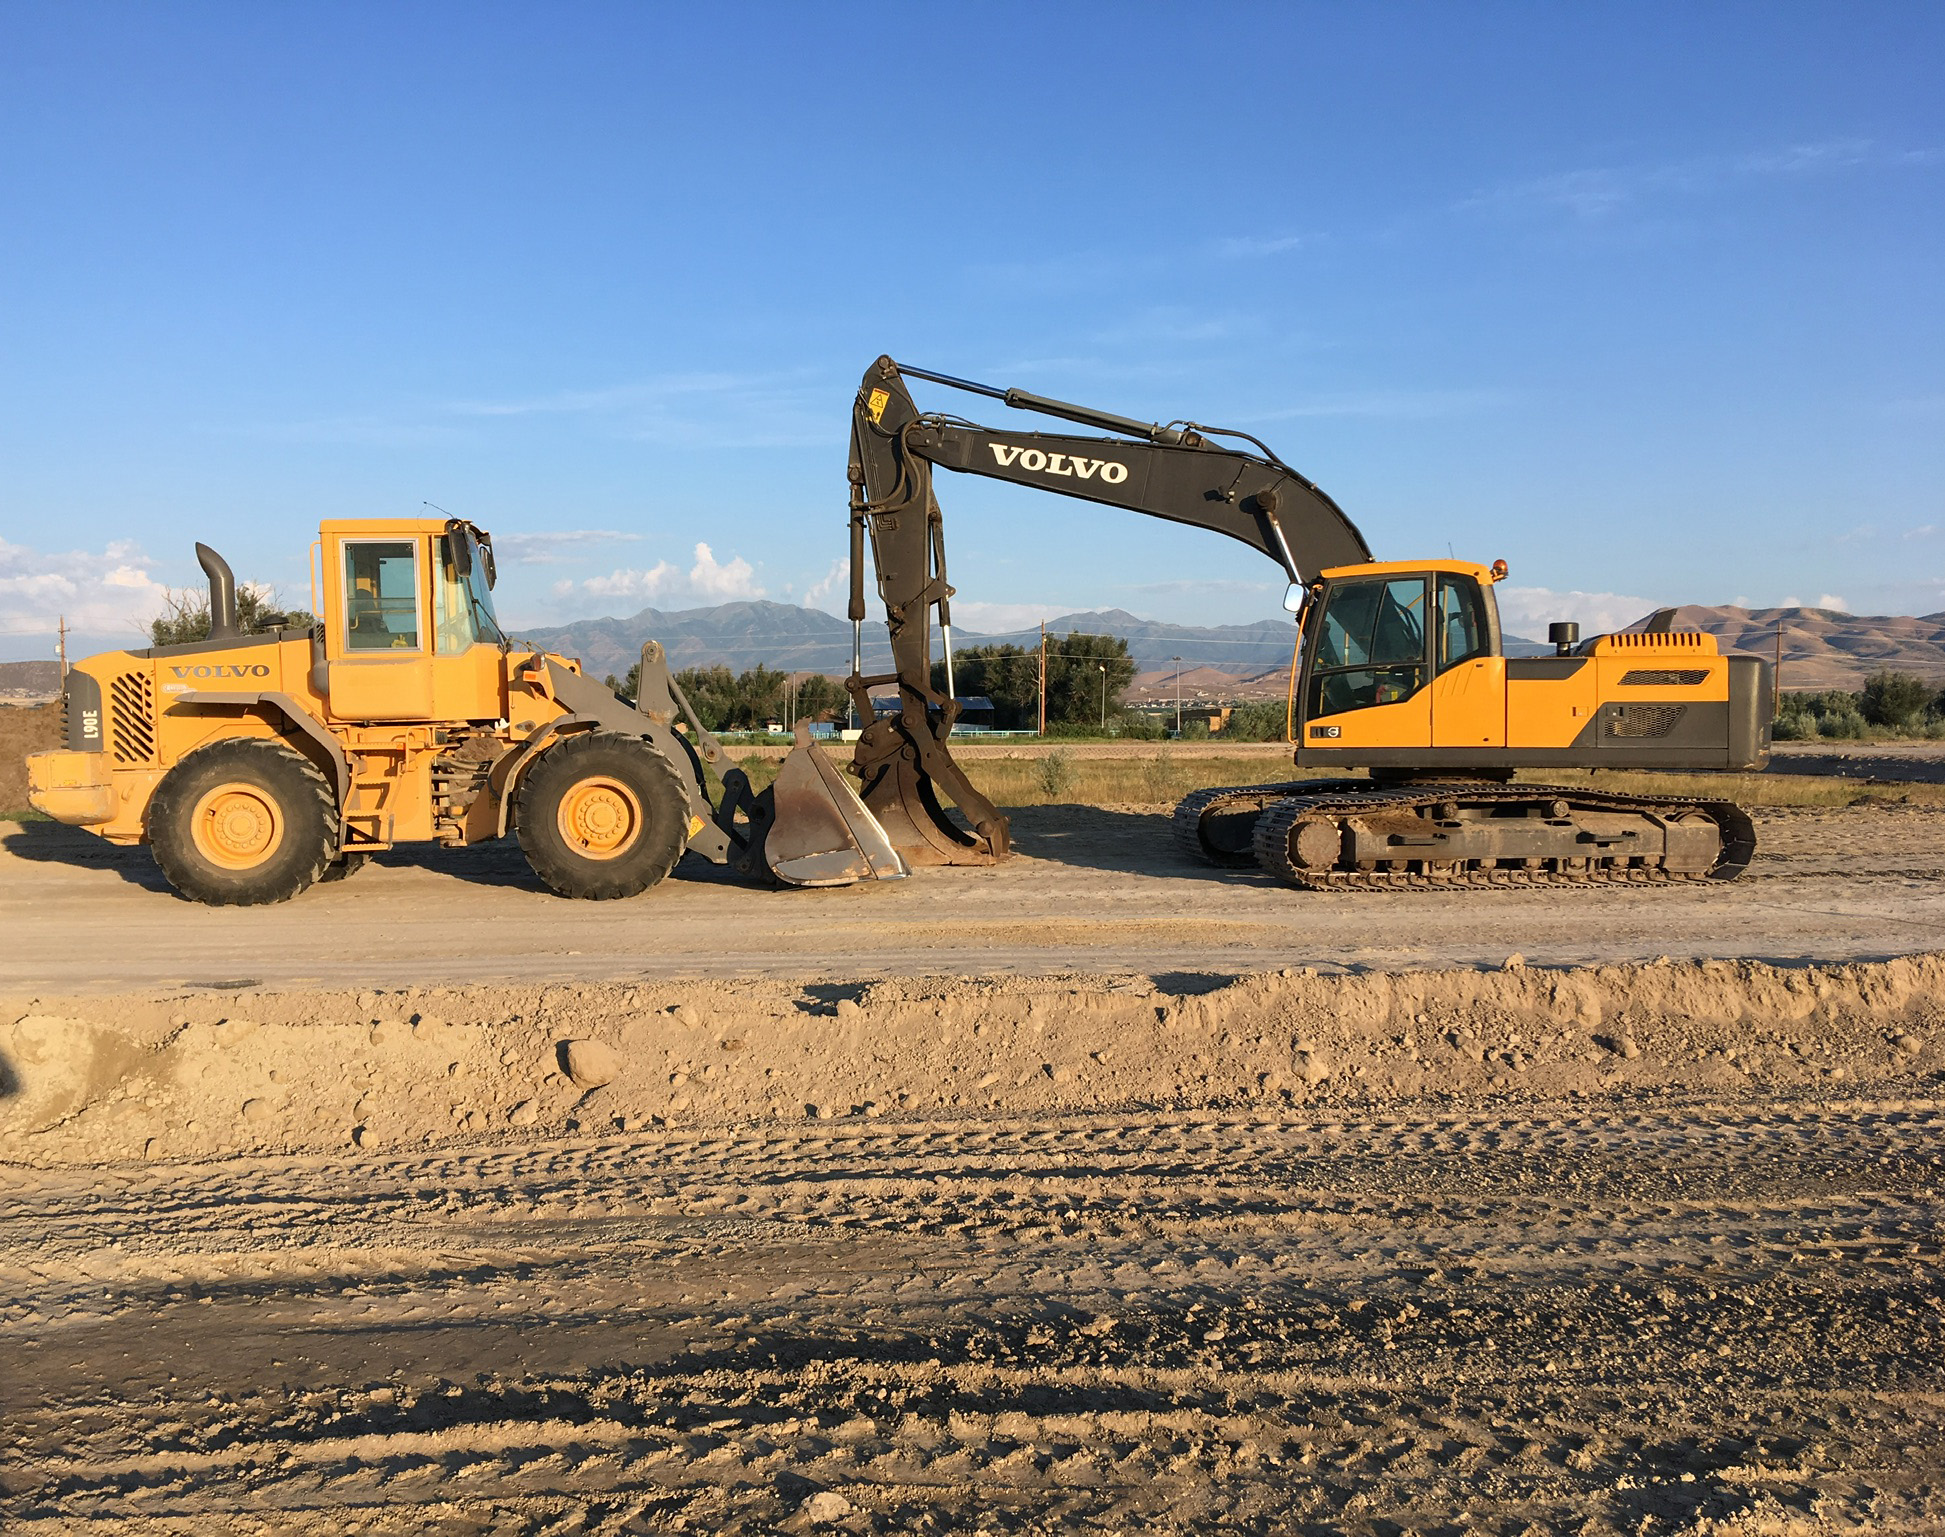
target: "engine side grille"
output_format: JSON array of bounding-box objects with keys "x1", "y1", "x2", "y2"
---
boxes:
[
  {"x1": 109, "y1": 671, "x2": 156, "y2": 763},
  {"x1": 1608, "y1": 630, "x2": 1708, "y2": 649},
  {"x1": 1606, "y1": 704, "x2": 1686, "y2": 740},
  {"x1": 1620, "y1": 668, "x2": 1709, "y2": 687}
]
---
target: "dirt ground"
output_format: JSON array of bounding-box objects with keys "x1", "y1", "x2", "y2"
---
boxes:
[
  {"x1": 5, "y1": 799, "x2": 1945, "y2": 995},
  {"x1": 4, "y1": 789, "x2": 1945, "y2": 1532}
]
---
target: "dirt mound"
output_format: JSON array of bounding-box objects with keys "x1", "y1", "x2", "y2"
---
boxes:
[
  {"x1": 5, "y1": 954, "x2": 1939, "y2": 1167},
  {"x1": 0, "y1": 702, "x2": 60, "y2": 815}
]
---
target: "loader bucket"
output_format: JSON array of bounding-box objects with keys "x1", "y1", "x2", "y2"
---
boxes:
[{"x1": 762, "y1": 725, "x2": 909, "y2": 887}]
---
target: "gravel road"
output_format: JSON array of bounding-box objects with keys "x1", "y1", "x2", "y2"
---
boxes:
[
  {"x1": 6, "y1": 1095, "x2": 1941, "y2": 1533},
  {"x1": 5, "y1": 788, "x2": 1942, "y2": 1534},
  {"x1": 4, "y1": 802, "x2": 1943, "y2": 995}
]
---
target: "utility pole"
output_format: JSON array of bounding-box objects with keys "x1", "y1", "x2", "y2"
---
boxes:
[
  {"x1": 1774, "y1": 618, "x2": 1783, "y2": 715},
  {"x1": 57, "y1": 615, "x2": 68, "y2": 674},
  {"x1": 1038, "y1": 621, "x2": 1047, "y2": 737},
  {"x1": 1172, "y1": 655, "x2": 1182, "y2": 736},
  {"x1": 1097, "y1": 663, "x2": 1107, "y2": 732}
]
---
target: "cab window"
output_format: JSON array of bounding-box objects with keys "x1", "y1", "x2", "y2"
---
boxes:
[
  {"x1": 1308, "y1": 576, "x2": 1428, "y2": 719},
  {"x1": 434, "y1": 528, "x2": 505, "y2": 654},
  {"x1": 1435, "y1": 575, "x2": 1490, "y2": 673},
  {"x1": 343, "y1": 540, "x2": 421, "y2": 651}
]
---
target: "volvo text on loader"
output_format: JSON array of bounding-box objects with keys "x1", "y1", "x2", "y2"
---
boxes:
[
  {"x1": 846, "y1": 356, "x2": 1771, "y2": 890},
  {"x1": 27, "y1": 516, "x2": 907, "y2": 903}
]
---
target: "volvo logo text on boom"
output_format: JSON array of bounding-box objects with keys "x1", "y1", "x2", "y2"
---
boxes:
[{"x1": 989, "y1": 444, "x2": 1129, "y2": 483}]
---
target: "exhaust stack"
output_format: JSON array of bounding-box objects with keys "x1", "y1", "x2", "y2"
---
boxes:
[{"x1": 196, "y1": 543, "x2": 239, "y2": 640}]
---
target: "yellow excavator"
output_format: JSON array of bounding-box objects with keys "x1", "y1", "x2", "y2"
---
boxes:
[
  {"x1": 27, "y1": 517, "x2": 907, "y2": 903},
  {"x1": 846, "y1": 357, "x2": 1770, "y2": 889}
]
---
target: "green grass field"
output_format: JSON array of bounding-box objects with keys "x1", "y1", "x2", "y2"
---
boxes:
[{"x1": 732, "y1": 749, "x2": 1945, "y2": 810}]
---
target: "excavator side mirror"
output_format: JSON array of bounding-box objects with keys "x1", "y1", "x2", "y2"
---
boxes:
[{"x1": 1283, "y1": 582, "x2": 1304, "y2": 614}]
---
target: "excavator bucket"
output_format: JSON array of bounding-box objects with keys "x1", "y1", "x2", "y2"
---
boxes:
[
  {"x1": 760, "y1": 725, "x2": 909, "y2": 887},
  {"x1": 852, "y1": 718, "x2": 1010, "y2": 867}
]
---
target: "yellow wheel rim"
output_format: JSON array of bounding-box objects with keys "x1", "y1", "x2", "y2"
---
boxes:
[
  {"x1": 557, "y1": 775, "x2": 643, "y2": 860},
  {"x1": 190, "y1": 782, "x2": 285, "y2": 871}
]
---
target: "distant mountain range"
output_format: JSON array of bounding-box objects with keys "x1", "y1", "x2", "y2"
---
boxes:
[
  {"x1": 0, "y1": 659, "x2": 61, "y2": 701},
  {"x1": 514, "y1": 601, "x2": 1552, "y2": 680},
  {"x1": 520, "y1": 599, "x2": 1945, "y2": 690},
  {"x1": 1628, "y1": 605, "x2": 1945, "y2": 690},
  {"x1": 13, "y1": 602, "x2": 1934, "y2": 701}
]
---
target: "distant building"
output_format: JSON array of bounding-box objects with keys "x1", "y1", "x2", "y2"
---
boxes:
[{"x1": 869, "y1": 694, "x2": 997, "y2": 728}]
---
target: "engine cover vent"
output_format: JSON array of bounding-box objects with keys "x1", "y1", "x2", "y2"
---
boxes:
[
  {"x1": 110, "y1": 671, "x2": 156, "y2": 763},
  {"x1": 1606, "y1": 703, "x2": 1687, "y2": 740},
  {"x1": 1620, "y1": 668, "x2": 1709, "y2": 687}
]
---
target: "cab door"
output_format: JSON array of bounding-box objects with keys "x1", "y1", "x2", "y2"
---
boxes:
[
  {"x1": 1301, "y1": 574, "x2": 1433, "y2": 749},
  {"x1": 429, "y1": 529, "x2": 510, "y2": 722},
  {"x1": 324, "y1": 536, "x2": 437, "y2": 721},
  {"x1": 1430, "y1": 574, "x2": 1505, "y2": 748}
]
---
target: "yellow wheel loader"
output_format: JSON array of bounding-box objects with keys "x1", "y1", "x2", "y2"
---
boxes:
[
  {"x1": 846, "y1": 358, "x2": 1771, "y2": 890},
  {"x1": 27, "y1": 516, "x2": 907, "y2": 904}
]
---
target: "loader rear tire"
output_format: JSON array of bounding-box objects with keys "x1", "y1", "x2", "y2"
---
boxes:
[
  {"x1": 147, "y1": 738, "x2": 338, "y2": 906},
  {"x1": 514, "y1": 731, "x2": 690, "y2": 899}
]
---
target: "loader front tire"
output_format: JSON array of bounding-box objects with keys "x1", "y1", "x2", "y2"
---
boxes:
[
  {"x1": 147, "y1": 738, "x2": 338, "y2": 906},
  {"x1": 514, "y1": 731, "x2": 690, "y2": 899}
]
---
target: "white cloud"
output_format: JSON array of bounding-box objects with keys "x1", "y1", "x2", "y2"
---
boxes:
[
  {"x1": 561, "y1": 543, "x2": 764, "y2": 608},
  {"x1": 803, "y1": 557, "x2": 849, "y2": 613},
  {"x1": 441, "y1": 370, "x2": 831, "y2": 449},
  {"x1": 1905, "y1": 525, "x2": 1937, "y2": 539},
  {"x1": 494, "y1": 530, "x2": 641, "y2": 566},
  {"x1": 1216, "y1": 234, "x2": 1308, "y2": 258},
  {"x1": 1128, "y1": 578, "x2": 1278, "y2": 597},
  {"x1": 1243, "y1": 388, "x2": 1510, "y2": 422},
  {"x1": 947, "y1": 600, "x2": 1067, "y2": 635},
  {"x1": 1816, "y1": 594, "x2": 1849, "y2": 613},
  {"x1": 686, "y1": 543, "x2": 761, "y2": 600},
  {"x1": 1494, "y1": 585, "x2": 1658, "y2": 639},
  {"x1": 1462, "y1": 137, "x2": 1928, "y2": 224},
  {"x1": 582, "y1": 561, "x2": 677, "y2": 600},
  {"x1": 0, "y1": 536, "x2": 173, "y2": 639}
]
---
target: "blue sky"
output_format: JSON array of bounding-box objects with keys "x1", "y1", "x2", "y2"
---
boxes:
[{"x1": 2, "y1": 2, "x2": 1941, "y2": 659}]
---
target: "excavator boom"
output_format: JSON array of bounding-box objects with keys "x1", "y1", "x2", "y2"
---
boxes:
[{"x1": 843, "y1": 354, "x2": 1372, "y2": 869}]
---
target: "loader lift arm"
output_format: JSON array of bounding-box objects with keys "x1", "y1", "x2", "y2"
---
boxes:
[{"x1": 844, "y1": 354, "x2": 1373, "y2": 867}]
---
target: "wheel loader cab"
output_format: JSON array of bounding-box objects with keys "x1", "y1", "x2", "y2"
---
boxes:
[
  {"x1": 1297, "y1": 560, "x2": 1508, "y2": 756},
  {"x1": 318, "y1": 519, "x2": 507, "y2": 724}
]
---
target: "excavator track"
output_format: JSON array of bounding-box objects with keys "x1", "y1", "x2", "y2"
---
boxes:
[
  {"x1": 1171, "y1": 779, "x2": 1362, "y2": 866},
  {"x1": 1248, "y1": 783, "x2": 1757, "y2": 891}
]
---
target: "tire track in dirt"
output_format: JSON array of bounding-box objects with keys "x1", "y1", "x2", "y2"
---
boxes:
[{"x1": 6, "y1": 1100, "x2": 1942, "y2": 1534}]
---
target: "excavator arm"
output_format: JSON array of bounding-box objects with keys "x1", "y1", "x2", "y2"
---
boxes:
[
  {"x1": 865, "y1": 361, "x2": 1371, "y2": 588},
  {"x1": 842, "y1": 355, "x2": 1373, "y2": 868}
]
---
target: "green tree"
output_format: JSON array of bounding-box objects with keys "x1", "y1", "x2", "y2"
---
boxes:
[
  {"x1": 1859, "y1": 671, "x2": 1933, "y2": 729},
  {"x1": 934, "y1": 632, "x2": 1137, "y2": 731},
  {"x1": 622, "y1": 664, "x2": 849, "y2": 731},
  {"x1": 1221, "y1": 699, "x2": 1294, "y2": 742},
  {"x1": 149, "y1": 584, "x2": 315, "y2": 647}
]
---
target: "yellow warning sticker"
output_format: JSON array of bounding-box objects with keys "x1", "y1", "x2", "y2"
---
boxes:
[
  {"x1": 866, "y1": 388, "x2": 890, "y2": 424},
  {"x1": 686, "y1": 815, "x2": 705, "y2": 839}
]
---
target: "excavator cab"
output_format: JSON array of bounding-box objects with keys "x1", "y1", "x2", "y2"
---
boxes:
[
  {"x1": 1292, "y1": 557, "x2": 1773, "y2": 778},
  {"x1": 1293, "y1": 561, "x2": 1508, "y2": 760}
]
